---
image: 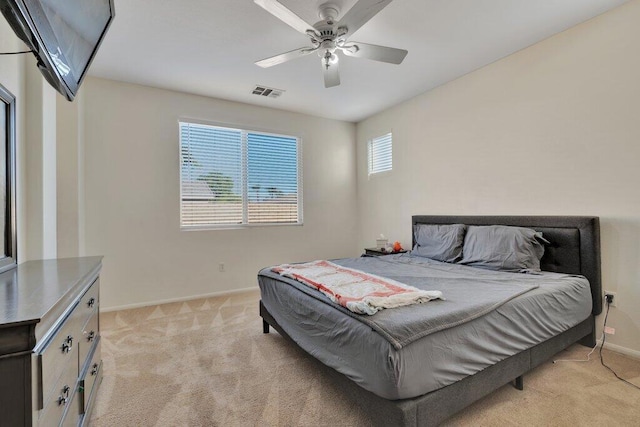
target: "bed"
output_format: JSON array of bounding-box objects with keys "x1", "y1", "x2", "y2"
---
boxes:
[{"x1": 258, "y1": 215, "x2": 601, "y2": 426}]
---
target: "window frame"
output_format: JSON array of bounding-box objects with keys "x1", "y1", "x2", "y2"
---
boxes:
[
  {"x1": 179, "y1": 119, "x2": 303, "y2": 230},
  {"x1": 367, "y1": 132, "x2": 393, "y2": 177},
  {"x1": 0, "y1": 84, "x2": 17, "y2": 272}
]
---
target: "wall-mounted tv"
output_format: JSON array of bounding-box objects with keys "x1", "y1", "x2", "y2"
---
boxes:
[{"x1": 1, "y1": 0, "x2": 115, "y2": 101}]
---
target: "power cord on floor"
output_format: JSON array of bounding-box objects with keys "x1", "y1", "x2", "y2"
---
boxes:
[
  {"x1": 553, "y1": 338, "x2": 599, "y2": 363},
  {"x1": 599, "y1": 300, "x2": 640, "y2": 390},
  {"x1": 0, "y1": 50, "x2": 33, "y2": 55},
  {"x1": 553, "y1": 296, "x2": 640, "y2": 390},
  {"x1": 553, "y1": 310, "x2": 604, "y2": 364}
]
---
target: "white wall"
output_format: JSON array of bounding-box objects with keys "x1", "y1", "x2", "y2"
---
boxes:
[
  {"x1": 25, "y1": 61, "x2": 57, "y2": 260},
  {"x1": 356, "y1": 1, "x2": 640, "y2": 355},
  {"x1": 81, "y1": 78, "x2": 358, "y2": 310},
  {"x1": 57, "y1": 91, "x2": 85, "y2": 257}
]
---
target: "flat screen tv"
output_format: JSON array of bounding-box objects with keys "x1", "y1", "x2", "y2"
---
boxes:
[{"x1": 1, "y1": 0, "x2": 115, "y2": 101}]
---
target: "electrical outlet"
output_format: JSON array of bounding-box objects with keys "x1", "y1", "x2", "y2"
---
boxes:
[
  {"x1": 219, "y1": 263, "x2": 225, "y2": 272},
  {"x1": 604, "y1": 290, "x2": 617, "y2": 307},
  {"x1": 604, "y1": 326, "x2": 616, "y2": 335}
]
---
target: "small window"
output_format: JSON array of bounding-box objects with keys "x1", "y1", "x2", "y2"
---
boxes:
[
  {"x1": 368, "y1": 133, "x2": 392, "y2": 176},
  {"x1": 179, "y1": 121, "x2": 302, "y2": 228}
]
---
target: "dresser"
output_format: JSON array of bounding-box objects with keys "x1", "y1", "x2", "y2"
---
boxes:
[{"x1": 0, "y1": 257, "x2": 103, "y2": 427}]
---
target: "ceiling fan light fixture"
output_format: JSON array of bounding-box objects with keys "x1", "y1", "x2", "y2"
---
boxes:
[{"x1": 321, "y1": 50, "x2": 338, "y2": 68}]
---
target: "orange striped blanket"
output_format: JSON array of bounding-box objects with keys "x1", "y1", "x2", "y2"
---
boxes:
[{"x1": 272, "y1": 260, "x2": 442, "y2": 315}]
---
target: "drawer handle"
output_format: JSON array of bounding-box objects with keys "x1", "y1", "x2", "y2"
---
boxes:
[
  {"x1": 86, "y1": 330, "x2": 96, "y2": 342},
  {"x1": 57, "y1": 385, "x2": 70, "y2": 406},
  {"x1": 87, "y1": 297, "x2": 96, "y2": 308},
  {"x1": 61, "y1": 335, "x2": 73, "y2": 354},
  {"x1": 90, "y1": 363, "x2": 99, "y2": 376}
]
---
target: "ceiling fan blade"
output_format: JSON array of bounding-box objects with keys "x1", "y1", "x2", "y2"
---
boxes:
[
  {"x1": 337, "y1": 0, "x2": 393, "y2": 36},
  {"x1": 323, "y1": 59, "x2": 340, "y2": 88},
  {"x1": 256, "y1": 46, "x2": 317, "y2": 68},
  {"x1": 342, "y1": 42, "x2": 407, "y2": 64},
  {"x1": 254, "y1": 0, "x2": 316, "y2": 35}
]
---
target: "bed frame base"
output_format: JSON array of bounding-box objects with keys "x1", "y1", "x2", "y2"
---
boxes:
[
  {"x1": 260, "y1": 300, "x2": 593, "y2": 427},
  {"x1": 514, "y1": 375, "x2": 524, "y2": 391}
]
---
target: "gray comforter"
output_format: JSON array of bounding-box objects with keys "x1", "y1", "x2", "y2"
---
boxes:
[{"x1": 259, "y1": 253, "x2": 590, "y2": 350}]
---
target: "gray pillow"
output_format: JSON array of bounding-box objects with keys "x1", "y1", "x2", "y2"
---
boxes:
[
  {"x1": 412, "y1": 224, "x2": 467, "y2": 263},
  {"x1": 460, "y1": 225, "x2": 549, "y2": 272}
]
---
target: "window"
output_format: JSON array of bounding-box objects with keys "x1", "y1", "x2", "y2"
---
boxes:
[
  {"x1": 180, "y1": 121, "x2": 302, "y2": 228},
  {"x1": 368, "y1": 132, "x2": 392, "y2": 176}
]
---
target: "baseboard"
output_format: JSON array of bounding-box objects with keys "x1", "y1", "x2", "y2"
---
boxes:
[
  {"x1": 602, "y1": 341, "x2": 640, "y2": 360},
  {"x1": 100, "y1": 286, "x2": 259, "y2": 312}
]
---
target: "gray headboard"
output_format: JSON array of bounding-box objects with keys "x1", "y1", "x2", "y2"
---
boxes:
[{"x1": 411, "y1": 215, "x2": 602, "y2": 315}]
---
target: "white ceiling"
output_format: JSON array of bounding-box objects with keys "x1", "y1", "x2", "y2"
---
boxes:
[{"x1": 89, "y1": 0, "x2": 628, "y2": 122}]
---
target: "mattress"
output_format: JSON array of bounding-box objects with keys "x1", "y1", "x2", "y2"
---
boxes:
[{"x1": 258, "y1": 254, "x2": 592, "y2": 400}]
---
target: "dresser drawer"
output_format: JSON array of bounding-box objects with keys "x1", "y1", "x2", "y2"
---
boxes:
[
  {"x1": 79, "y1": 310, "x2": 99, "y2": 369},
  {"x1": 38, "y1": 360, "x2": 77, "y2": 427},
  {"x1": 80, "y1": 338, "x2": 102, "y2": 415},
  {"x1": 37, "y1": 311, "x2": 82, "y2": 409},
  {"x1": 79, "y1": 278, "x2": 100, "y2": 323}
]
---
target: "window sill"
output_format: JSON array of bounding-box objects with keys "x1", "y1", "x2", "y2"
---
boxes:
[{"x1": 180, "y1": 222, "x2": 304, "y2": 231}]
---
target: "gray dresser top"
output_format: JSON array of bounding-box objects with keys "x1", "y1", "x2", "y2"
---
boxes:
[{"x1": 0, "y1": 257, "x2": 103, "y2": 329}]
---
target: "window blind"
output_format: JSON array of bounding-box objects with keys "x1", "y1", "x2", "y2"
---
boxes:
[
  {"x1": 368, "y1": 132, "x2": 392, "y2": 175},
  {"x1": 180, "y1": 122, "x2": 302, "y2": 228}
]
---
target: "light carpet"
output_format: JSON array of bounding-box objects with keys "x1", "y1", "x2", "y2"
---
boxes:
[{"x1": 91, "y1": 290, "x2": 640, "y2": 426}]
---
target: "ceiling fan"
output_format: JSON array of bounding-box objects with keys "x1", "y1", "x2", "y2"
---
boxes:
[{"x1": 254, "y1": 0, "x2": 408, "y2": 88}]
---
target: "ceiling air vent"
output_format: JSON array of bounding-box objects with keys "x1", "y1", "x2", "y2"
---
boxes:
[{"x1": 252, "y1": 85, "x2": 284, "y2": 99}]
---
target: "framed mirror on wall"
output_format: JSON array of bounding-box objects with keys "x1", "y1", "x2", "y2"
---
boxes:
[{"x1": 0, "y1": 83, "x2": 17, "y2": 273}]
